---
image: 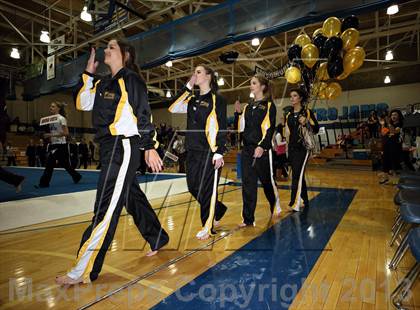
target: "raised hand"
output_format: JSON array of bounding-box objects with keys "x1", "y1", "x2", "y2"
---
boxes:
[
  {"x1": 86, "y1": 47, "x2": 99, "y2": 74},
  {"x1": 234, "y1": 100, "x2": 241, "y2": 113},
  {"x1": 187, "y1": 74, "x2": 197, "y2": 89}
]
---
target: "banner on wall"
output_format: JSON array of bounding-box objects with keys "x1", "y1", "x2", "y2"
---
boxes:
[
  {"x1": 48, "y1": 34, "x2": 65, "y2": 55},
  {"x1": 47, "y1": 55, "x2": 55, "y2": 80},
  {"x1": 254, "y1": 64, "x2": 289, "y2": 80}
]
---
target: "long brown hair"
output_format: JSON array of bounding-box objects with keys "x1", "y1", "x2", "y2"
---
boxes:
[
  {"x1": 253, "y1": 74, "x2": 272, "y2": 98},
  {"x1": 113, "y1": 38, "x2": 140, "y2": 75},
  {"x1": 52, "y1": 101, "x2": 66, "y2": 117},
  {"x1": 290, "y1": 87, "x2": 308, "y2": 106},
  {"x1": 197, "y1": 64, "x2": 219, "y2": 93}
]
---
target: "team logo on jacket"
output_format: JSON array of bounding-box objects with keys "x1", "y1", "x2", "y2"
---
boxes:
[
  {"x1": 199, "y1": 100, "x2": 210, "y2": 108},
  {"x1": 104, "y1": 91, "x2": 116, "y2": 100}
]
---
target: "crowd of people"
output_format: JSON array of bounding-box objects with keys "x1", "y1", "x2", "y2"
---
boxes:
[
  {"x1": 334, "y1": 108, "x2": 418, "y2": 183},
  {"x1": 377, "y1": 109, "x2": 418, "y2": 183}
]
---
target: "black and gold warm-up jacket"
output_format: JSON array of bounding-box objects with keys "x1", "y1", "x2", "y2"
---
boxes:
[
  {"x1": 235, "y1": 98, "x2": 277, "y2": 150},
  {"x1": 285, "y1": 108, "x2": 319, "y2": 148},
  {"x1": 168, "y1": 86, "x2": 227, "y2": 155},
  {"x1": 74, "y1": 67, "x2": 158, "y2": 149}
]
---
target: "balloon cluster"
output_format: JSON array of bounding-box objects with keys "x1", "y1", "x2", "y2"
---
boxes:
[{"x1": 285, "y1": 15, "x2": 365, "y2": 100}]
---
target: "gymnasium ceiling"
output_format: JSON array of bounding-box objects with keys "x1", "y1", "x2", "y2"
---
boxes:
[{"x1": 1, "y1": 0, "x2": 420, "y2": 104}]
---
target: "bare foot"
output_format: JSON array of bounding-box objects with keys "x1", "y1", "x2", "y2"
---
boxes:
[
  {"x1": 197, "y1": 233, "x2": 210, "y2": 240},
  {"x1": 55, "y1": 275, "x2": 84, "y2": 286},
  {"x1": 146, "y1": 250, "x2": 158, "y2": 257},
  {"x1": 214, "y1": 220, "x2": 220, "y2": 228},
  {"x1": 238, "y1": 222, "x2": 247, "y2": 228},
  {"x1": 271, "y1": 213, "x2": 280, "y2": 221},
  {"x1": 196, "y1": 227, "x2": 210, "y2": 240},
  {"x1": 273, "y1": 206, "x2": 282, "y2": 217}
]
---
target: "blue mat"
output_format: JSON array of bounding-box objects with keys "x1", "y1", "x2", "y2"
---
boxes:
[
  {"x1": 153, "y1": 186, "x2": 356, "y2": 309},
  {"x1": 0, "y1": 167, "x2": 184, "y2": 203}
]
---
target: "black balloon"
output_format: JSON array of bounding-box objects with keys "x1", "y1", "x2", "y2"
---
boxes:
[
  {"x1": 323, "y1": 36, "x2": 343, "y2": 57},
  {"x1": 327, "y1": 55, "x2": 344, "y2": 78},
  {"x1": 302, "y1": 68, "x2": 314, "y2": 92},
  {"x1": 341, "y1": 15, "x2": 359, "y2": 32},
  {"x1": 288, "y1": 44, "x2": 302, "y2": 62},
  {"x1": 313, "y1": 34, "x2": 327, "y2": 50}
]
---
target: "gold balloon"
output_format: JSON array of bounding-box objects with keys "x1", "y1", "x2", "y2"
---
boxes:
[
  {"x1": 337, "y1": 71, "x2": 350, "y2": 80},
  {"x1": 285, "y1": 66, "x2": 301, "y2": 84},
  {"x1": 341, "y1": 28, "x2": 359, "y2": 51},
  {"x1": 322, "y1": 17, "x2": 341, "y2": 38},
  {"x1": 325, "y1": 82, "x2": 342, "y2": 100},
  {"x1": 312, "y1": 28, "x2": 323, "y2": 38},
  {"x1": 343, "y1": 46, "x2": 365, "y2": 73},
  {"x1": 301, "y1": 43, "x2": 319, "y2": 68},
  {"x1": 294, "y1": 34, "x2": 311, "y2": 47},
  {"x1": 312, "y1": 81, "x2": 328, "y2": 98},
  {"x1": 316, "y1": 62, "x2": 329, "y2": 81}
]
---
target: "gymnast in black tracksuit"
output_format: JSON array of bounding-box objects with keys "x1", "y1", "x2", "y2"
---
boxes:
[
  {"x1": 56, "y1": 39, "x2": 168, "y2": 285},
  {"x1": 234, "y1": 75, "x2": 281, "y2": 227},
  {"x1": 285, "y1": 88, "x2": 319, "y2": 212},
  {"x1": 168, "y1": 64, "x2": 227, "y2": 240}
]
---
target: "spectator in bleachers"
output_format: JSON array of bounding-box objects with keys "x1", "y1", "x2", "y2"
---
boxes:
[
  {"x1": 69, "y1": 138, "x2": 79, "y2": 169},
  {"x1": 172, "y1": 133, "x2": 186, "y2": 173},
  {"x1": 401, "y1": 127, "x2": 416, "y2": 171},
  {"x1": 379, "y1": 109, "x2": 404, "y2": 184},
  {"x1": 6, "y1": 142, "x2": 16, "y2": 166},
  {"x1": 88, "y1": 140, "x2": 96, "y2": 164},
  {"x1": 26, "y1": 139, "x2": 36, "y2": 167},
  {"x1": 157, "y1": 122, "x2": 166, "y2": 146},
  {"x1": 78, "y1": 138, "x2": 89, "y2": 169},
  {"x1": 36, "y1": 138, "x2": 47, "y2": 167},
  {"x1": 167, "y1": 125, "x2": 174, "y2": 145},
  {"x1": 273, "y1": 123, "x2": 288, "y2": 179}
]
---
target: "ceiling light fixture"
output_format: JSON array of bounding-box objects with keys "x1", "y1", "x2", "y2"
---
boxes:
[
  {"x1": 80, "y1": 6, "x2": 92, "y2": 22},
  {"x1": 10, "y1": 48, "x2": 20, "y2": 59},
  {"x1": 40, "y1": 30, "x2": 50, "y2": 43},
  {"x1": 251, "y1": 38, "x2": 260, "y2": 46},
  {"x1": 387, "y1": 4, "x2": 399, "y2": 15}
]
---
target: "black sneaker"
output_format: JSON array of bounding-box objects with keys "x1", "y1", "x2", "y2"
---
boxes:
[{"x1": 73, "y1": 174, "x2": 82, "y2": 184}]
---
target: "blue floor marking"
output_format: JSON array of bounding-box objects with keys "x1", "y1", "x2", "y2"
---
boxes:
[
  {"x1": 152, "y1": 186, "x2": 357, "y2": 309},
  {"x1": 0, "y1": 167, "x2": 184, "y2": 203}
]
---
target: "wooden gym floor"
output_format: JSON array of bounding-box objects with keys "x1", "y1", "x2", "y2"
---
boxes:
[{"x1": 0, "y1": 166, "x2": 419, "y2": 309}]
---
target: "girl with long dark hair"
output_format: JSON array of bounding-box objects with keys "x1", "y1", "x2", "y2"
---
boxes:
[
  {"x1": 380, "y1": 109, "x2": 404, "y2": 183},
  {"x1": 56, "y1": 39, "x2": 169, "y2": 285},
  {"x1": 234, "y1": 75, "x2": 280, "y2": 227},
  {"x1": 168, "y1": 64, "x2": 228, "y2": 240},
  {"x1": 285, "y1": 88, "x2": 319, "y2": 211}
]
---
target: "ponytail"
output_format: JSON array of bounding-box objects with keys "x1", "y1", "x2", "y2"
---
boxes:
[{"x1": 114, "y1": 38, "x2": 140, "y2": 75}]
